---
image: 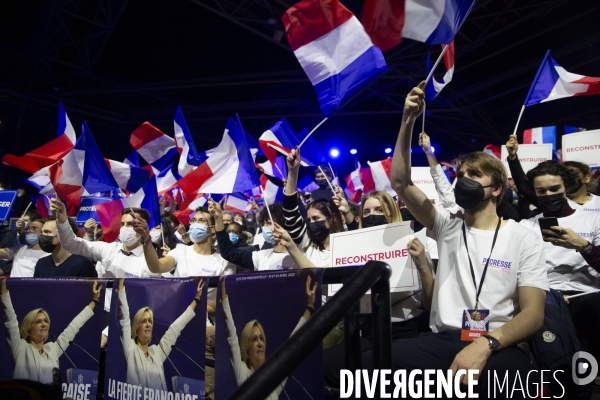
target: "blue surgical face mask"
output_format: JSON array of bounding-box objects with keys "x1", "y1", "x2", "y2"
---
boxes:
[
  {"x1": 25, "y1": 234, "x2": 39, "y2": 246},
  {"x1": 262, "y1": 226, "x2": 276, "y2": 244},
  {"x1": 188, "y1": 223, "x2": 210, "y2": 243},
  {"x1": 228, "y1": 233, "x2": 239, "y2": 245}
]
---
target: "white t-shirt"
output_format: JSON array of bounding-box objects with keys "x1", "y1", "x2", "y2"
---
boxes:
[
  {"x1": 252, "y1": 250, "x2": 295, "y2": 271},
  {"x1": 568, "y1": 194, "x2": 600, "y2": 213},
  {"x1": 4, "y1": 245, "x2": 49, "y2": 277},
  {"x1": 520, "y1": 209, "x2": 600, "y2": 293},
  {"x1": 429, "y1": 205, "x2": 548, "y2": 332}
]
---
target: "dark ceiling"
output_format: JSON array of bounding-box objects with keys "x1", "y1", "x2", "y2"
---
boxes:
[{"x1": 1, "y1": 0, "x2": 600, "y2": 186}]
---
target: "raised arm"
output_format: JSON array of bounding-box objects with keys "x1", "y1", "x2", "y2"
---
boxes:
[
  {"x1": 273, "y1": 223, "x2": 316, "y2": 269},
  {"x1": 506, "y1": 135, "x2": 539, "y2": 206},
  {"x1": 116, "y1": 279, "x2": 134, "y2": 355},
  {"x1": 283, "y1": 147, "x2": 307, "y2": 245},
  {"x1": 132, "y1": 217, "x2": 176, "y2": 274},
  {"x1": 220, "y1": 277, "x2": 250, "y2": 386},
  {"x1": 390, "y1": 83, "x2": 436, "y2": 231},
  {"x1": 420, "y1": 132, "x2": 459, "y2": 212},
  {"x1": 0, "y1": 278, "x2": 23, "y2": 361},
  {"x1": 332, "y1": 186, "x2": 356, "y2": 228}
]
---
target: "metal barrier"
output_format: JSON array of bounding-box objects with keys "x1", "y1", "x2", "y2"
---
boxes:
[{"x1": 226, "y1": 261, "x2": 392, "y2": 400}]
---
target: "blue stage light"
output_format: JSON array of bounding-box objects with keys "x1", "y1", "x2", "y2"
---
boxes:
[
  {"x1": 350, "y1": 149, "x2": 357, "y2": 155},
  {"x1": 384, "y1": 147, "x2": 392, "y2": 154},
  {"x1": 431, "y1": 146, "x2": 435, "y2": 153},
  {"x1": 330, "y1": 148, "x2": 340, "y2": 158}
]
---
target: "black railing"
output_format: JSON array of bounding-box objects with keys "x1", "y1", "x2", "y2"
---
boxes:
[{"x1": 227, "y1": 261, "x2": 392, "y2": 400}]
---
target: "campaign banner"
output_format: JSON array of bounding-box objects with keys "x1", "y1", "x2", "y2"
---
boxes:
[
  {"x1": 411, "y1": 167, "x2": 439, "y2": 201},
  {"x1": 500, "y1": 144, "x2": 553, "y2": 178},
  {"x1": 104, "y1": 278, "x2": 207, "y2": 400},
  {"x1": 0, "y1": 190, "x2": 18, "y2": 221},
  {"x1": 0, "y1": 278, "x2": 106, "y2": 400},
  {"x1": 329, "y1": 222, "x2": 418, "y2": 295},
  {"x1": 215, "y1": 269, "x2": 324, "y2": 400},
  {"x1": 562, "y1": 129, "x2": 600, "y2": 168},
  {"x1": 76, "y1": 196, "x2": 112, "y2": 224}
]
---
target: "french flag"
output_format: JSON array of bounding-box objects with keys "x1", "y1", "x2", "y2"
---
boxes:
[
  {"x1": 483, "y1": 144, "x2": 501, "y2": 160},
  {"x1": 259, "y1": 119, "x2": 308, "y2": 165},
  {"x1": 525, "y1": 51, "x2": 600, "y2": 106},
  {"x1": 256, "y1": 157, "x2": 287, "y2": 180},
  {"x1": 174, "y1": 107, "x2": 202, "y2": 177},
  {"x1": 123, "y1": 150, "x2": 140, "y2": 167},
  {"x1": 362, "y1": 0, "x2": 477, "y2": 51},
  {"x1": 177, "y1": 117, "x2": 260, "y2": 209},
  {"x1": 345, "y1": 159, "x2": 363, "y2": 192},
  {"x1": 3, "y1": 103, "x2": 76, "y2": 174},
  {"x1": 297, "y1": 127, "x2": 326, "y2": 166},
  {"x1": 105, "y1": 159, "x2": 152, "y2": 194},
  {"x1": 426, "y1": 42, "x2": 455, "y2": 102},
  {"x1": 224, "y1": 193, "x2": 251, "y2": 214},
  {"x1": 282, "y1": 0, "x2": 388, "y2": 116},
  {"x1": 130, "y1": 122, "x2": 178, "y2": 172},
  {"x1": 523, "y1": 126, "x2": 557, "y2": 151},
  {"x1": 260, "y1": 174, "x2": 284, "y2": 205},
  {"x1": 153, "y1": 161, "x2": 181, "y2": 196},
  {"x1": 298, "y1": 175, "x2": 319, "y2": 193},
  {"x1": 127, "y1": 176, "x2": 161, "y2": 229},
  {"x1": 367, "y1": 158, "x2": 395, "y2": 196}
]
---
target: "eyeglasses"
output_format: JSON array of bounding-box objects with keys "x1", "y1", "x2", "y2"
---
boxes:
[{"x1": 189, "y1": 218, "x2": 209, "y2": 224}]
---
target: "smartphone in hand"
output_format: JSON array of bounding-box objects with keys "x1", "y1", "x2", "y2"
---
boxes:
[{"x1": 539, "y1": 217, "x2": 559, "y2": 236}]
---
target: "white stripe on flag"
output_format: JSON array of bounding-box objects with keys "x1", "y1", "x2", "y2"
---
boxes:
[{"x1": 402, "y1": 0, "x2": 445, "y2": 43}]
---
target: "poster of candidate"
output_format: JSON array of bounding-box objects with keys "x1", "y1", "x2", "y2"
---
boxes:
[
  {"x1": 214, "y1": 269, "x2": 324, "y2": 400},
  {"x1": 0, "y1": 278, "x2": 105, "y2": 400},
  {"x1": 103, "y1": 278, "x2": 207, "y2": 400}
]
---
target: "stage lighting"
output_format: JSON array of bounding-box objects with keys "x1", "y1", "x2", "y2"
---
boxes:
[
  {"x1": 330, "y1": 148, "x2": 340, "y2": 158},
  {"x1": 350, "y1": 149, "x2": 357, "y2": 155},
  {"x1": 431, "y1": 146, "x2": 435, "y2": 153},
  {"x1": 384, "y1": 147, "x2": 392, "y2": 154}
]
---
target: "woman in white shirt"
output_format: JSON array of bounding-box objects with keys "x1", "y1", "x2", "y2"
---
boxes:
[
  {"x1": 220, "y1": 275, "x2": 317, "y2": 399},
  {"x1": 116, "y1": 278, "x2": 203, "y2": 390},
  {"x1": 0, "y1": 278, "x2": 101, "y2": 384}
]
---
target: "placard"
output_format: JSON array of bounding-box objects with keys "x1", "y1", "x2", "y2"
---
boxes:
[
  {"x1": 411, "y1": 167, "x2": 439, "y2": 200},
  {"x1": 501, "y1": 144, "x2": 553, "y2": 178},
  {"x1": 76, "y1": 196, "x2": 111, "y2": 224},
  {"x1": 0, "y1": 190, "x2": 18, "y2": 221},
  {"x1": 329, "y1": 221, "x2": 418, "y2": 294},
  {"x1": 562, "y1": 129, "x2": 600, "y2": 168}
]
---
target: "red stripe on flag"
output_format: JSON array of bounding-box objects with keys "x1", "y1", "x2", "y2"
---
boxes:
[
  {"x1": 523, "y1": 129, "x2": 533, "y2": 144},
  {"x1": 2, "y1": 134, "x2": 74, "y2": 174},
  {"x1": 361, "y1": 0, "x2": 404, "y2": 52},
  {"x1": 443, "y1": 41, "x2": 455, "y2": 70},
  {"x1": 48, "y1": 160, "x2": 81, "y2": 212},
  {"x1": 282, "y1": 0, "x2": 354, "y2": 51},
  {"x1": 130, "y1": 122, "x2": 167, "y2": 150},
  {"x1": 176, "y1": 162, "x2": 213, "y2": 195},
  {"x1": 571, "y1": 76, "x2": 600, "y2": 96},
  {"x1": 95, "y1": 199, "x2": 125, "y2": 243}
]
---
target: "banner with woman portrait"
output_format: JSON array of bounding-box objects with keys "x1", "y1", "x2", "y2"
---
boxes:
[
  {"x1": 214, "y1": 269, "x2": 324, "y2": 400},
  {"x1": 0, "y1": 277, "x2": 105, "y2": 400},
  {"x1": 103, "y1": 278, "x2": 207, "y2": 400}
]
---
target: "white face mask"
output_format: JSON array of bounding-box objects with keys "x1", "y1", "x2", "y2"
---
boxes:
[
  {"x1": 119, "y1": 226, "x2": 139, "y2": 248},
  {"x1": 150, "y1": 231, "x2": 162, "y2": 245},
  {"x1": 175, "y1": 231, "x2": 183, "y2": 241}
]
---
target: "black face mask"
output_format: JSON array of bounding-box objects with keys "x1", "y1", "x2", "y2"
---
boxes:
[
  {"x1": 537, "y1": 193, "x2": 567, "y2": 213},
  {"x1": 567, "y1": 179, "x2": 584, "y2": 195},
  {"x1": 307, "y1": 220, "x2": 330, "y2": 242},
  {"x1": 38, "y1": 235, "x2": 57, "y2": 253},
  {"x1": 362, "y1": 214, "x2": 388, "y2": 228},
  {"x1": 454, "y1": 177, "x2": 493, "y2": 210},
  {"x1": 315, "y1": 179, "x2": 329, "y2": 189}
]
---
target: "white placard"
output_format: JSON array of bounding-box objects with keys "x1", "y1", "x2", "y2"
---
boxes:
[
  {"x1": 501, "y1": 144, "x2": 553, "y2": 178},
  {"x1": 411, "y1": 166, "x2": 439, "y2": 200},
  {"x1": 562, "y1": 129, "x2": 600, "y2": 168},
  {"x1": 329, "y1": 221, "x2": 418, "y2": 295}
]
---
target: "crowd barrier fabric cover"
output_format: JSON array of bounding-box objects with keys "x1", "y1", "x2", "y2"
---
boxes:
[
  {"x1": 0, "y1": 278, "x2": 106, "y2": 400},
  {"x1": 215, "y1": 268, "x2": 324, "y2": 399},
  {"x1": 103, "y1": 278, "x2": 207, "y2": 400}
]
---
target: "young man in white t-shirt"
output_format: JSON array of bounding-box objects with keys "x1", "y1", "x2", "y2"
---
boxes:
[
  {"x1": 520, "y1": 160, "x2": 600, "y2": 360},
  {"x1": 0, "y1": 218, "x2": 49, "y2": 277},
  {"x1": 378, "y1": 82, "x2": 548, "y2": 397}
]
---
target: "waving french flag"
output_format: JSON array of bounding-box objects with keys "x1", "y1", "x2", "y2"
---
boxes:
[
  {"x1": 128, "y1": 176, "x2": 161, "y2": 229},
  {"x1": 174, "y1": 107, "x2": 203, "y2": 177},
  {"x1": 259, "y1": 119, "x2": 303, "y2": 164},
  {"x1": 282, "y1": 0, "x2": 388, "y2": 116},
  {"x1": 152, "y1": 161, "x2": 181, "y2": 195},
  {"x1": 177, "y1": 117, "x2": 260, "y2": 209},
  {"x1": 123, "y1": 150, "x2": 140, "y2": 167},
  {"x1": 345, "y1": 159, "x2": 364, "y2": 192},
  {"x1": 260, "y1": 174, "x2": 284, "y2": 205},
  {"x1": 105, "y1": 159, "x2": 151, "y2": 194},
  {"x1": 426, "y1": 42, "x2": 455, "y2": 102},
  {"x1": 523, "y1": 126, "x2": 557, "y2": 151},
  {"x1": 256, "y1": 157, "x2": 287, "y2": 180},
  {"x1": 362, "y1": 0, "x2": 477, "y2": 51},
  {"x1": 224, "y1": 193, "x2": 251, "y2": 214},
  {"x1": 3, "y1": 103, "x2": 76, "y2": 174},
  {"x1": 368, "y1": 158, "x2": 395, "y2": 196},
  {"x1": 525, "y1": 51, "x2": 600, "y2": 106},
  {"x1": 130, "y1": 122, "x2": 178, "y2": 172}
]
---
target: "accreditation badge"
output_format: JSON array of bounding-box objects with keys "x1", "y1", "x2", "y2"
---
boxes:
[{"x1": 460, "y1": 309, "x2": 490, "y2": 342}]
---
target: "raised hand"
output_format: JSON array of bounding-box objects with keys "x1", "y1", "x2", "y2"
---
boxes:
[
  {"x1": 419, "y1": 132, "x2": 433, "y2": 155},
  {"x1": 161, "y1": 245, "x2": 171, "y2": 258},
  {"x1": 49, "y1": 198, "x2": 68, "y2": 224},
  {"x1": 207, "y1": 198, "x2": 222, "y2": 219},
  {"x1": 0, "y1": 277, "x2": 7, "y2": 295},
  {"x1": 287, "y1": 146, "x2": 302, "y2": 172},
  {"x1": 195, "y1": 279, "x2": 204, "y2": 300},
  {"x1": 332, "y1": 186, "x2": 349, "y2": 215},
  {"x1": 84, "y1": 219, "x2": 97, "y2": 234},
  {"x1": 305, "y1": 276, "x2": 318, "y2": 309},
  {"x1": 506, "y1": 135, "x2": 519, "y2": 160},
  {"x1": 404, "y1": 81, "x2": 426, "y2": 118},
  {"x1": 117, "y1": 278, "x2": 125, "y2": 291},
  {"x1": 92, "y1": 281, "x2": 102, "y2": 302},
  {"x1": 272, "y1": 222, "x2": 293, "y2": 248},
  {"x1": 131, "y1": 218, "x2": 149, "y2": 241}
]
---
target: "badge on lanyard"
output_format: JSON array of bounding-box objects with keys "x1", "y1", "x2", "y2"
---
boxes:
[{"x1": 461, "y1": 309, "x2": 490, "y2": 341}]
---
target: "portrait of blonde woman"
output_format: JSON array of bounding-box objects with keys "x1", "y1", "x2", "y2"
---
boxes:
[
  {"x1": 116, "y1": 278, "x2": 204, "y2": 390},
  {"x1": 0, "y1": 278, "x2": 101, "y2": 384}
]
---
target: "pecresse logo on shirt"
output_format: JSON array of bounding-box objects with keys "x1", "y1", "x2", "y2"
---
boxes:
[
  {"x1": 201, "y1": 268, "x2": 217, "y2": 273},
  {"x1": 482, "y1": 258, "x2": 512, "y2": 273},
  {"x1": 576, "y1": 232, "x2": 595, "y2": 239}
]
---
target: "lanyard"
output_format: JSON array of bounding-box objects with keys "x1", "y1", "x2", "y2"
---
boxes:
[{"x1": 462, "y1": 217, "x2": 501, "y2": 311}]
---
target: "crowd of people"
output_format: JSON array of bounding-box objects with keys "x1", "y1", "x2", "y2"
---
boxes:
[{"x1": 1, "y1": 81, "x2": 599, "y2": 399}]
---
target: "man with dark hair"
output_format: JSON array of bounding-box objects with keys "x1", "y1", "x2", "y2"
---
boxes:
[
  {"x1": 33, "y1": 216, "x2": 97, "y2": 277},
  {"x1": 50, "y1": 198, "x2": 158, "y2": 279},
  {"x1": 383, "y1": 82, "x2": 548, "y2": 397},
  {"x1": 310, "y1": 164, "x2": 335, "y2": 201},
  {"x1": 520, "y1": 160, "x2": 600, "y2": 361},
  {"x1": 0, "y1": 217, "x2": 49, "y2": 277}
]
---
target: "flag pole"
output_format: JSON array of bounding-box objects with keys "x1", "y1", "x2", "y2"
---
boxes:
[
  {"x1": 298, "y1": 117, "x2": 328, "y2": 148},
  {"x1": 273, "y1": 163, "x2": 285, "y2": 179},
  {"x1": 318, "y1": 165, "x2": 336, "y2": 193},
  {"x1": 259, "y1": 186, "x2": 274, "y2": 227},
  {"x1": 421, "y1": 102, "x2": 426, "y2": 133},
  {"x1": 118, "y1": 188, "x2": 138, "y2": 219},
  {"x1": 21, "y1": 202, "x2": 32, "y2": 218},
  {"x1": 406, "y1": 45, "x2": 450, "y2": 124},
  {"x1": 511, "y1": 105, "x2": 526, "y2": 137}
]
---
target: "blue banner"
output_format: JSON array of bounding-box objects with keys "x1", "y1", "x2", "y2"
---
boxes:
[
  {"x1": 76, "y1": 196, "x2": 111, "y2": 224},
  {"x1": 0, "y1": 190, "x2": 18, "y2": 221}
]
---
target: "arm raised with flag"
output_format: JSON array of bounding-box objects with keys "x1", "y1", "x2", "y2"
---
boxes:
[{"x1": 391, "y1": 82, "x2": 436, "y2": 231}]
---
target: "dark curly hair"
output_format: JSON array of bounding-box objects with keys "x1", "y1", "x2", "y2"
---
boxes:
[
  {"x1": 526, "y1": 160, "x2": 579, "y2": 193},
  {"x1": 562, "y1": 161, "x2": 592, "y2": 178},
  {"x1": 257, "y1": 204, "x2": 285, "y2": 226}
]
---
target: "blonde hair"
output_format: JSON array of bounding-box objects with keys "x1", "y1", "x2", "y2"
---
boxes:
[
  {"x1": 359, "y1": 191, "x2": 402, "y2": 229},
  {"x1": 131, "y1": 307, "x2": 153, "y2": 341},
  {"x1": 20, "y1": 309, "x2": 50, "y2": 342},
  {"x1": 240, "y1": 320, "x2": 266, "y2": 368}
]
